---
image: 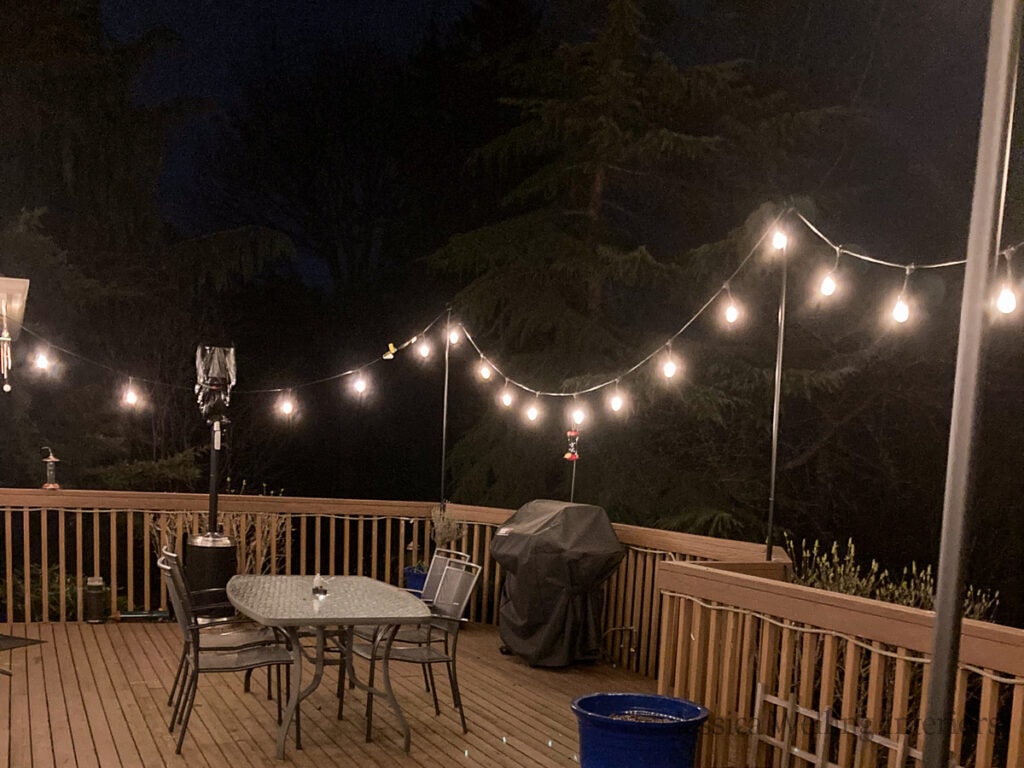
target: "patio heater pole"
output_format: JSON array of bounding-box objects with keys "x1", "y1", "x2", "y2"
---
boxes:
[
  {"x1": 765, "y1": 233, "x2": 788, "y2": 562},
  {"x1": 923, "y1": 1, "x2": 1020, "y2": 765}
]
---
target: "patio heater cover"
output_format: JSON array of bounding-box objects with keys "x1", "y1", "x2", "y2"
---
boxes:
[{"x1": 491, "y1": 499, "x2": 624, "y2": 667}]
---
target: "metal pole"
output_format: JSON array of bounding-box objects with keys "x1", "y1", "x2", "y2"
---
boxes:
[
  {"x1": 440, "y1": 308, "x2": 452, "y2": 510},
  {"x1": 209, "y1": 420, "x2": 220, "y2": 534},
  {"x1": 766, "y1": 245, "x2": 787, "y2": 561},
  {"x1": 923, "y1": 2, "x2": 1021, "y2": 765},
  {"x1": 570, "y1": 461, "x2": 577, "y2": 502}
]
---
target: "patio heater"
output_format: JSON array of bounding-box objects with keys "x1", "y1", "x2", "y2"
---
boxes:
[
  {"x1": 187, "y1": 345, "x2": 237, "y2": 614},
  {"x1": 0, "y1": 277, "x2": 30, "y2": 393}
]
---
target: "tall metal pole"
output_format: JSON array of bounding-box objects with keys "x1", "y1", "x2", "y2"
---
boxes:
[
  {"x1": 923, "y1": 2, "x2": 1021, "y2": 765},
  {"x1": 439, "y1": 308, "x2": 452, "y2": 510},
  {"x1": 209, "y1": 420, "x2": 221, "y2": 534},
  {"x1": 766, "y1": 240, "x2": 787, "y2": 561}
]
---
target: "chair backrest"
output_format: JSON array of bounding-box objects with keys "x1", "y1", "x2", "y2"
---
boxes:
[
  {"x1": 431, "y1": 560, "x2": 482, "y2": 621},
  {"x1": 420, "y1": 548, "x2": 472, "y2": 603},
  {"x1": 158, "y1": 556, "x2": 198, "y2": 646}
]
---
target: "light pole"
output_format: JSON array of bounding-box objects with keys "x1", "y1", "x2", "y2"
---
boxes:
[{"x1": 765, "y1": 230, "x2": 788, "y2": 562}]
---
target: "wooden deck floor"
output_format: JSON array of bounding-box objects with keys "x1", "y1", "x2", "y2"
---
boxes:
[{"x1": 1, "y1": 621, "x2": 656, "y2": 767}]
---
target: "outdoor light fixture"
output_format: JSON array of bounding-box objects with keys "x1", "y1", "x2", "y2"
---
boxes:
[
  {"x1": 722, "y1": 284, "x2": 740, "y2": 324},
  {"x1": 820, "y1": 273, "x2": 837, "y2": 296},
  {"x1": 892, "y1": 266, "x2": 914, "y2": 324},
  {"x1": 995, "y1": 251, "x2": 1017, "y2": 314},
  {"x1": 353, "y1": 375, "x2": 368, "y2": 394},
  {"x1": 448, "y1": 327, "x2": 461, "y2": 345},
  {"x1": 772, "y1": 230, "x2": 788, "y2": 251},
  {"x1": 123, "y1": 378, "x2": 140, "y2": 407},
  {"x1": 417, "y1": 339, "x2": 431, "y2": 358},
  {"x1": 996, "y1": 283, "x2": 1017, "y2": 314},
  {"x1": 609, "y1": 384, "x2": 624, "y2": 413},
  {"x1": 41, "y1": 446, "x2": 60, "y2": 490},
  {"x1": 0, "y1": 277, "x2": 29, "y2": 392},
  {"x1": 478, "y1": 359, "x2": 492, "y2": 380},
  {"x1": 500, "y1": 383, "x2": 514, "y2": 408}
]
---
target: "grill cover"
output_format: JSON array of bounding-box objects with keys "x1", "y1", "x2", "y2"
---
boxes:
[{"x1": 491, "y1": 499, "x2": 625, "y2": 667}]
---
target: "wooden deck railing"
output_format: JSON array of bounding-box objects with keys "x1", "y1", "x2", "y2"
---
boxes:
[
  {"x1": 657, "y1": 561, "x2": 1024, "y2": 768},
  {"x1": 0, "y1": 489, "x2": 786, "y2": 678}
]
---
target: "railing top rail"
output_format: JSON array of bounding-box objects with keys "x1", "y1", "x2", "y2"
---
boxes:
[
  {"x1": 658, "y1": 560, "x2": 1024, "y2": 676},
  {"x1": 1, "y1": 490, "x2": 788, "y2": 565}
]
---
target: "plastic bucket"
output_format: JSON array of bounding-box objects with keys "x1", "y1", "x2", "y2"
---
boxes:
[
  {"x1": 404, "y1": 566, "x2": 426, "y2": 592},
  {"x1": 571, "y1": 692, "x2": 709, "y2": 768}
]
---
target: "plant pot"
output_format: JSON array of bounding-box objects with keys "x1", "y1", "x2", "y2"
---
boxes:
[
  {"x1": 403, "y1": 566, "x2": 426, "y2": 592},
  {"x1": 571, "y1": 692, "x2": 709, "y2": 768}
]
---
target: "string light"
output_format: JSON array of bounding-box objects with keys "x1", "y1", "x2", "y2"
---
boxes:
[
  {"x1": 892, "y1": 266, "x2": 913, "y2": 324},
  {"x1": 500, "y1": 380, "x2": 514, "y2": 408},
  {"x1": 525, "y1": 396, "x2": 540, "y2": 423},
  {"x1": 14, "y1": 211, "x2": 1020, "y2": 436},
  {"x1": 820, "y1": 246, "x2": 841, "y2": 297},
  {"x1": 276, "y1": 392, "x2": 296, "y2": 416},
  {"x1": 996, "y1": 284, "x2": 1017, "y2": 314},
  {"x1": 722, "y1": 283, "x2": 740, "y2": 324},
  {"x1": 609, "y1": 381, "x2": 625, "y2": 413},
  {"x1": 661, "y1": 346, "x2": 679, "y2": 379},
  {"x1": 571, "y1": 405, "x2": 585, "y2": 426},
  {"x1": 995, "y1": 251, "x2": 1017, "y2": 314},
  {"x1": 123, "y1": 378, "x2": 140, "y2": 407}
]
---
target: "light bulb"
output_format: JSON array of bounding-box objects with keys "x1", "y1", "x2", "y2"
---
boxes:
[
  {"x1": 124, "y1": 388, "x2": 139, "y2": 406},
  {"x1": 893, "y1": 297, "x2": 909, "y2": 324},
  {"x1": 820, "y1": 273, "x2": 837, "y2": 296},
  {"x1": 278, "y1": 398, "x2": 295, "y2": 415},
  {"x1": 2, "y1": 382, "x2": 10, "y2": 393},
  {"x1": 34, "y1": 352, "x2": 49, "y2": 370},
  {"x1": 725, "y1": 302, "x2": 739, "y2": 324},
  {"x1": 610, "y1": 394, "x2": 623, "y2": 412},
  {"x1": 996, "y1": 284, "x2": 1017, "y2": 314},
  {"x1": 772, "y1": 231, "x2": 788, "y2": 250},
  {"x1": 479, "y1": 362, "x2": 492, "y2": 380},
  {"x1": 417, "y1": 340, "x2": 431, "y2": 358},
  {"x1": 662, "y1": 359, "x2": 677, "y2": 379},
  {"x1": 501, "y1": 390, "x2": 513, "y2": 407},
  {"x1": 571, "y1": 408, "x2": 585, "y2": 426},
  {"x1": 526, "y1": 404, "x2": 539, "y2": 422},
  {"x1": 353, "y1": 376, "x2": 367, "y2": 394},
  {"x1": 448, "y1": 328, "x2": 461, "y2": 345}
]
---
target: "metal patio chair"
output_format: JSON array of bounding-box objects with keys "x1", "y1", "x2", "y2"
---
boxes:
[
  {"x1": 345, "y1": 559, "x2": 482, "y2": 734},
  {"x1": 158, "y1": 556, "x2": 294, "y2": 754}
]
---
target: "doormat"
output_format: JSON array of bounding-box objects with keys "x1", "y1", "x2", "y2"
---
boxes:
[{"x1": 0, "y1": 634, "x2": 44, "y2": 652}]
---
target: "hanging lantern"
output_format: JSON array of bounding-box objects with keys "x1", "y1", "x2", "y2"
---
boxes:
[{"x1": 0, "y1": 277, "x2": 30, "y2": 393}]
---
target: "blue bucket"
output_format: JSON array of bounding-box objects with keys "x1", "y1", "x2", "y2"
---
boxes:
[{"x1": 571, "y1": 692, "x2": 709, "y2": 768}]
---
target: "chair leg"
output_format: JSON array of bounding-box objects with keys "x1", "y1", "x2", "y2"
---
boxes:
[
  {"x1": 170, "y1": 666, "x2": 190, "y2": 731},
  {"x1": 364, "y1": 656, "x2": 377, "y2": 743},
  {"x1": 243, "y1": 668, "x2": 253, "y2": 693},
  {"x1": 168, "y1": 643, "x2": 187, "y2": 706},
  {"x1": 175, "y1": 670, "x2": 199, "y2": 754},
  {"x1": 427, "y1": 664, "x2": 440, "y2": 715},
  {"x1": 421, "y1": 664, "x2": 431, "y2": 692},
  {"x1": 447, "y1": 660, "x2": 467, "y2": 734},
  {"x1": 267, "y1": 666, "x2": 272, "y2": 700},
  {"x1": 336, "y1": 652, "x2": 347, "y2": 720}
]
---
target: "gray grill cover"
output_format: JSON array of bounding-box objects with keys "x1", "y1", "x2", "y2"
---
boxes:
[{"x1": 491, "y1": 499, "x2": 624, "y2": 667}]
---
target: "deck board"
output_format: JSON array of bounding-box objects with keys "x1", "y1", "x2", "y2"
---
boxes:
[{"x1": 1, "y1": 622, "x2": 655, "y2": 767}]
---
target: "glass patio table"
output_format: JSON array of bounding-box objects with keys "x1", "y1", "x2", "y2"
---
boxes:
[{"x1": 226, "y1": 574, "x2": 431, "y2": 759}]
